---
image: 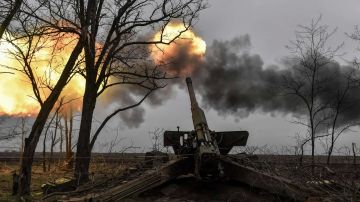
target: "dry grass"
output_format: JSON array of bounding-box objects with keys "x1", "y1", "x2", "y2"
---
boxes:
[
  {"x1": 1, "y1": 155, "x2": 359, "y2": 201},
  {"x1": 0, "y1": 162, "x2": 73, "y2": 201},
  {"x1": 0, "y1": 159, "x2": 133, "y2": 201}
]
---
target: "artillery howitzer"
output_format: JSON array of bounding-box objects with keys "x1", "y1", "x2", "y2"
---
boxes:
[
  {"x1": 164, "y1": 77, "x2": 249, "y2": 180},
  {"x1": 43, "y1": 78, "x2": 309, "y2": 201},
  {"x1": 159, "y1": 78, "x2": 308, "y2": 201}
]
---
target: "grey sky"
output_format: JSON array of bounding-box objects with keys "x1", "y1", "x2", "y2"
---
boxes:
[
  {"x1": 107, "y1": 0, "x2": 360, "y2": 153},
  {"x1": 2, "y1": 0, "x2": 360, "y2": 154},
  {"x1": 197, "y1": 0, "x2": 360, "y2": 65}
]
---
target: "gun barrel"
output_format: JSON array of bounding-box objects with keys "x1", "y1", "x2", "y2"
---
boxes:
[
  {"x1": 186, "y1": 77, "x2": 208, "y2": 142},
  {"x1": 184, "y1": 77, "x2": 222, "y2": 180},
  {"x1": 186, "y1": 77, "x2": 198, "y2": 109}
]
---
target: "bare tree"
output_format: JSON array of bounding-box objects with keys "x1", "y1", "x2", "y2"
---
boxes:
[
  {"x1": 0, "y1": 0, "x2": 23, "y2": 40},
  {"x1": 352, "y1": 143, "x2": 357, "y2": 167},
  {"x1": 48, "y1": 111, "x2": 61, "y2": 171},
  {"x1": 89, "y1": 91, "x2": 152, "y2": 150},
  {"x1": 0, "y1": 123, "x2": 21, "y2": 141},
  {"x1": 19, "y1": 117, "x2": 27, "y2": 164},
  {"x1": 70, "y1": 0, "x2": 205, "y2": 183},
  {"x1": 293, "y1": 132, "x2": 310, "y2": 166},
  {"x1": 0, "y1": 117, "x2": 29, "y2": 162},
  {"x1": 149, "y1": 128, "x2": 165, "y2": 152},
  {"x1": 3, "y1": 0, "x2": 205, "y2": 193},
  {"x1": 325, "y1": 74, "x2": 358, "y2": 164},
  {"x1": 42, "y1": 114, "x2": 54, "y2": 172},
  {"x1": 64, "y1": 109, "x2": 74, "y2": 169},
  {"x1": 282, "y1": 16, "x2": 343, "y2": 169},
  {"x1": 3, "y1": 12, "x2": 84, "y2": 193},
  {"x1": 59, "y1": 115, "x2": 63, "y2": 159}
]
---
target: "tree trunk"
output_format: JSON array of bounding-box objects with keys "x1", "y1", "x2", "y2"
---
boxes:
[
  {"x1": 353, "y1": 143, "x2": 357, "y2": 168},
  {"x1": 42, "y1": 131, "x2": 47, "y2": 172},
  {"x1": 59, "y1": 118, "x2": 63, "y2": 166},
  {"x1": 19, "y1": 138, "x2": 33, "y2": 195},
  {"x1": 49, "y1": 114, "x2": 59, "y2": 171},
  {"x1": 0, "y1": 0, "x2": 23, "y2": 39},
  {"x1": 311, "y1": 137, "x2": 315, "y2": 175},
  {"x1": 48, "y1": 131, "x2": 55, "y2": 171},
  {"x1": 67, "y1": 110, "x2": 73, "y2": 168},
  {"x1": 19, "y1": 117, "x2": 25, "y2": 165},
  {"x1": 311, "y1": 122, "x2": 315, "y2": 175},
  {"x1": 74, "y1": 84, "x2": 97, "y2": 184},
  {"x1": 42, "y1": 113, "x2": 56, "y2": 173},
  {"x1": 18, "y1": 41, "x2": 83, "y2": 196},
  {"x1": 327, "y1": 113, "x2": 338, "y2": 165},
  {"x1": 19, "y1": 107, "x2": 55, "y2": 195},
  {"x1": 327, "y1": 144, "x2": 333, "y2": 165},
  {"x1": 299, "y1": 144, "x2": 304, "y2": 166},
  {"x1": 64, "y1": 113, "x2": 72, "y2": 169},
  {"x1": 64, "y1": 113, "x2": 68, "y2": 151}
]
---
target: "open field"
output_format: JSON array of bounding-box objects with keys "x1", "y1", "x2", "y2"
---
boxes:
[{"x1": 0, "y1": 152, "x2": 360, "y2": 201}]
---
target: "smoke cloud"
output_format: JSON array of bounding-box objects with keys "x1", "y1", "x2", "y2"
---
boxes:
[
  {"x1": 162, "y1": 35, "x2": 360, "y2": 127},
  {"x1": 104, "y1": 34, "x2": 360, "y2": 129}
]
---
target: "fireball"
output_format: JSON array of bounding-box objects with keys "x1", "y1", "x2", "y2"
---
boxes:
[
  {"x1": 0, "y1": 33, "x2": 85, "y2": 116},
  {"x1": 150, "y1": 22, "x2": 206, "y2": 76},
  {"x1": 0, "y1": 22, "x2": 206, "y2": 117}
]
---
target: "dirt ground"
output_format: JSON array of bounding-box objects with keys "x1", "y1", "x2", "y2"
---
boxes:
[
  {"x1": 0, "y1": 159, "x2": 130, "y2": 201},
  {"x1": 0, "y1": 162, "x2": 73, "y2": 201},
  {"x1": 0, "y1": 154, "x2": 360, "y2": 201},
  {"x1": 134, "y1": 176, "x2": 281, "y2": 202}
]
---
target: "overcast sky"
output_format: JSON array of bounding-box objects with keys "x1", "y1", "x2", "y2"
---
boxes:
[
  {"x1": 3, "y1": 0, "x2": 360, "y2": 154},
  {"x1": 105, "y1": 0, "x2": 360, "y2": 154}
]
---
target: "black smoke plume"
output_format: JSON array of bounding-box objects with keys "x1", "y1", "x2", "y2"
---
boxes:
[
  {"x1": 104, "y1": 35, "x2": 360, "y2": 128},
  {"x1": 164, "y1": 35, "x2": 360, "y2": 127}
]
